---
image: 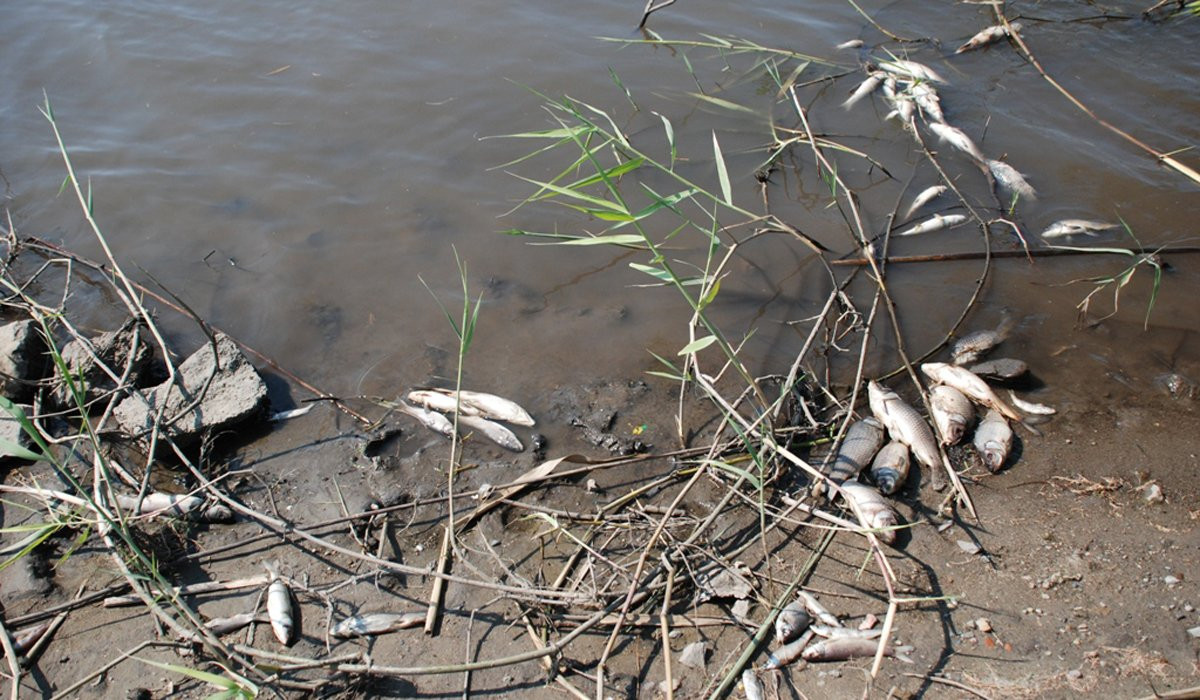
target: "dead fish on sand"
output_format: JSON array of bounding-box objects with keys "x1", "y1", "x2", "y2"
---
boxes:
[
  {"x1": 921, "y1": 363, "x2": 1023, "y2": 422},
  {"x1": 973, "y1": 409, "x2": 1013, "y2": 472},
  {"x1": 114, "y1": 492, "x2": 203, "y2": 517},
  {"x1": 878, "y1": 58, "x2": 947, "y2": 84},
  {"x1": 839, "y1": 482, "x2": 900, "y2": 544},
  {"x1": 798, "y1": 591, "x2": 841, "y2": 628},
  {"x1": 332, "y1": 611, "x2": 425, "y2": 638},
  {"x1": 903, "y1": 185, "x2": 947, "y2": 219},
  {"x1": 458, "y1": 414, "x2": 524, "y2": 451},
  {"x1": 988, "y1": 159, "x2": 1036, "y2": 202},
  {"x1": 1009, "y1": 391, "x2": 1056, "y2": 415},
  {"x1": 870, "y1": 440, "x2": 911, "y2": 494},
  {"x1": 868, "y1": 381, "x2": 941, "y2": 476},
  {"x1": 896, "y1": 213, "x2": 967, "y2": 237},
  {"x1": 955, "y1": 22, "x2": 1022, "y2": 54},
  {"x1": 951, "y1": 318, "x2": 1013, "y2": 365},
  {"x1": 843, "y1": 71, "x2": 884, "y2": 109},
  {"x1": 929, "y1": 385, "x2": 974, "y2": 446},
  {"x1": 263, "y1": 562, "x2": 295, "y2": 645},
  {"x1": 428, "y1": 388, "x2": 535, "y2": 426},
  {"x1": 802, "y1": 637, "x2": 913, "y2": 663},
  {"x1": 811, "y1": 624, "x2": 883, "y2": 640},
  {"x1": 775, "y1": 600, "x2": 813, "y2": 645},
  {"x1": 761, "y1": 630, "x2": 815, "y2": 671},
  {"x1": 1040, "y1": 219, "x2": 1119, "y2": 239},
  {"x1": 741, "y1": 669, "x2": 765, "y2": 700},
  {"x1": 928, "y1": 122, "x2": 985, "y2": 163},
  {"x1": 826, "y1": 417, "x2": 885, "y2": 484}
]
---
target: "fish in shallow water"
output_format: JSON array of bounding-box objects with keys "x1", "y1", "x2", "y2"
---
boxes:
[
  {"x1": 868, "y1": 381, "x2": 941, "y2": 474},
  {"x1": 928, "y1": 122, "x2": 985, "y2": 163},
  {"x1": 775, "y1": 600, "x2": 813, "y2": 645},
  {"x1": 987, "y1": 159, "x2": 1036, "y2": 202},
  {"x1": 263, "y1": 562, "x2": 294, "y2": 645},
  {"x1": 908, "y1": 81, "x2": 944, "y2": 123},
  {"x1": 897, "y1": 213, "x2": 967, "y2": 237},
  {"x1": 955, "y1": 22, "x2": 1022, "y2": 54},
  {"x1": 870, "y1": 440, "x2": 911, "y2": 494},
  {"x1": 951, "y1": 318, "x2": 1014, "y2": 365},
  {"x1": 843, "y1": 71, "x2": 884, "y2": 109},
  {"x1": 396, "y1": 400, "x2": 456, "y2": 438},
  {"x1": 878, "y1": 58, "x2": 946, "y2": 84},
  {"x1": 973, "y1": 409, "x2": 1013, "y2": 472},
  {"x1": 839, "y1": 482, "x2": 900, "y2": 544},
  {"x1": 903, "y1": 185, "x2": 947, "y2": 219},
  {"x1": 458, "y1": 414, "x2": 524, "y2": 451},
  {"x1": 1008, "y1": 391, "x2": 1056, "y2": 415},
  {"x1": 430, "y1": 388, "x2": 535, "y2": 426},
  {"x1": 921, "y1": 363, "x2": 1023, "y2": 422},
  {"x1": 929, "y1": 384, "x2": 974, "y2": 445},
  {"x1": 332, "y1": 611, "x2": 425, "y2": 638},
  {"x1": 1040, "y1": 219, "x2": 1119, "y2": 239}
]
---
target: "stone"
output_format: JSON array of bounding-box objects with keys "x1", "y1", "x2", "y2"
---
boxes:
[
  {"x1": 0, "y1": 403, "x2": 35, "y2": 461},
  {"x1": 678, "y1": 641, "x2": 708, "y2": 669},
  {"x1": 976, "y1": 617, "x2": 993, "y2": 633},
  {"x1": 52, "y1": 319, "x2": 157, "y2": 408},
  {"x1": 111, "y1": 333, "x2": 268, "y2": 444},
  {"x1": 0, "y1": 320, "x2": 47, "y2": 401}
]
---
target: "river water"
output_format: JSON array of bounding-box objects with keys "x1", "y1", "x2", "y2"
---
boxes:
[{"x1": 1, "y1": 0, "x2": 1198, "y2": 433}]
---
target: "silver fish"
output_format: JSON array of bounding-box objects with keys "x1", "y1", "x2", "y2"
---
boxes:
[
  {"x1": 951, "y1": 318, "x2": 1013, "y2": 365},
  {"x1": 843, "y1": 72, "x2": 883, "y2": 109},
  {"x1": 869, "y1": 440, "x2": 911, "y2": 494},
  {"x1": 973, "y1": 409, "x2": 1013, "y2": 473},
  {"x1": 1040, "y1": 219, "x2": 1119, "y2": 239},
  {"x1": 205, "y1": 612, "x2": 260, "y2": 636},
  {"x1": 458, "y1": 414, "x2": 524, "y2": 451},
  {"x1": 955, "y1": 22, "x2": 1021, "y2": 54},
  {"x1": 896, "y1": 213, "x2": 967, "y2": 237},
  {"x1": 928, "y1": 122, "x2": 985, "y2": 163},
  {"x1": 798, "y1": 591, "x2": 841, "y2": 628},
  {"x1": 1008, "y1": 391, "x2": 1056, "y2": 415},
  {"x1": 264, "y1": 562, "x2": 294, "y2": 645},
  {"x1": 761, "y1": 630, "x2": 815, "y2": 671},
  {"x1": 407, "y1": 389, "x2": 485, "y2": 417},
  {"x1": 835, "y1": 39, "x2": 864, "y2": 50},
  {"x1": 775, "y1": 600, "x2": 813, "y2": 645},
  {"x1": 867, "y1": 381, "x2": 941, "y2": 474},
  {"x1": 929, "y1": 385, "x2": 974, "y2": 446},
  {"x1": 432, "y1": 389, "x2": 535, "y2": 426},
  {"x1": 802, "y1": 637, "x2": 912, "y2": 663},
  {"x1": 908, "y1": 82, "x2": 944, "y2": 123},
  {"x1": 396, "y1": 400, "x2": 456, "y2": 438},
  {"x1": 921, "y1": 363, "x2": 1022, "y2": 422},
  {"x1": 742, "y1": 669, "x2": 764, "y2": 700},
  {"x1": 332, "y1": 611, "x2": 425, "y2": 638},
  {"x1": 878, "y1": 59, "x2": 947, "y2": 84},
  {"x1": 827, "y1": 417, "x2": 885, "y2": 483},
  {"x1": 903, "y1": 185, "x2": 947, "y2": 219},
  {"x1": 968, "y1": 358, "x2": 1029, "y2": 382},
  {"x1": 988, "y1": 159, "x2": 1036, "y2": 202},
  {"x1": 115, "y1": 492, "x2": 203, "y2": 517},
  {"x1": 839, "y1": 482, "x2": 900, "y2": 544},
  {"x1": 810, "y1": 624, "x2": 882, "y2": 640}
]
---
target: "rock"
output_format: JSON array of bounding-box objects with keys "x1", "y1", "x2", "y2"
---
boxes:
[
  {"x1": 1164, "y1": 575, "x2": 1180, "y2": 586},
  {"x1": 52, "y1": 319, "x2": 157, "y2": 408},
  {"x1": 1143, "y1": 483, "x2": 1164, "y2": 504},
  {"x1": 1187, "y1": 626, "x2": 1200, "y2": 639},
  {"x1": 0, "y1": 320, "x2": 47, "y2": 401},
  {"x1": 1066, "y1": 669, "x2": 1082, "y2": 681},
  {"x1": 0, "y1": 403, "x2": 34, "y2": 460},
  {"x1": 957, "y1": 539, "x2": 982, "y2": 555},
  {"x1": 976, "y1": 617, "x2": 993, "y2": 633},
  {"x1": 731, "y1": 598, "x2": 751, "y2": 621},
  {"x1": 678, "y1": 641, "x2": 708, "y2": 669},
  {"x1": 111, "y1": 333, "x2": 268, "y2": 444},
  {"x1": 697, "y1": 566, "x2": 753, "y2": 602}
]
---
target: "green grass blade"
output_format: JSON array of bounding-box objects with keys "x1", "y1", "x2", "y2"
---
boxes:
[
  {"x1": 678, "y1": 335, "x2": 718, "y2": 355},
  {"x1": 690, "y1": 92, "x2": 760, "y2": 117},
  {"x1": 712, "y1": 131, "x2": 733, "y2": 206}
]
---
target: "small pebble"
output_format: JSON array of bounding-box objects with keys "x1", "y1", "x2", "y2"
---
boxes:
[
  {"x1": 858, "y1": 613, "x2": 878, "y2": 630},
  {"x1": 957, "y1": 540, "x2": 982, "y2": 555},
  {"x1": 1165, "y1": 575, "x2": 1180, "y2": 585},
  {"x1": 976, "y1": 617, "x2": 993, "y2": 633},
  {"x1": 1143, "y1": 483, "x2": 1164, "y2": 503},
  {"x1": 1188, "y1": 626, "x2": 1200, "y2": 639},
  {"x1": 1067, "y1": 669, "x2": 1082, "y2": 680},
  {"x1": 679, "y1": 641, "x2": 708, "y2": 669}
]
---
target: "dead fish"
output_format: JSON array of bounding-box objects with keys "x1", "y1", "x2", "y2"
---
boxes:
[
  {"x1": 951, "y1": 318, "x2": 1013, "y2": 365},
  {"x1": 908, "y1": 82, "x2": 944, "y2": 123},
  {"x1": 205, "y1": 612, "x2": 260, "y2": 636},
  {"x1": 742, "y1": 669, "x2": 765, "y2": 700},
  {"x1": 955, "y1": 22, "x2": 1022, "y2": 54},
  {"x1": 458, "y1": 414, "x2": 524, "y2": 451},
  {"x1": 761, "y1": 630, "x2": 815, "y2": 671},
  {"x1": 194, "y1": 503, "x2": 236, "y2": 524},
  {"x1": 969, "y1": 358, "x2": 1029, "y2": 382},
  {"x1": 843, "y1": 72, "x2": 883, "y2": 109},
  {"x1": 929, "y1": 385, "x2": 975, "y2": 446},
  {"x1": 332, "y1": 611, "x2": 425, "y2": 638},
  {"x1": 1040, "y1": 219, "x2": 1120, "y2": 239},
  {"x1": 835, "y1": 39, "x2": 864, "y2": 50},
  {"x1": 431, "y1": 388, "x2": 535, "y2": 426},
  {"x1": 775, "y1": 600, "x2": 813, "y2": 645},
  {"x1": 11, "y1": 620, "x2": 55, "y2": 655},
  {"x1": 988, "y1": 159, "x2": 1036, "y2": 202},
  {"x1": 878, "y1": 58, "x2": 946, "y2": 84},
  {"x1": 827, "y1": 417, "x2": 886, "y2": 483},
  {"x1": 839, "y1": 482, "x2": 900, "y2": 544},
  {"x1": 407, "y1": 389, "x2": 485, "y2": 418},
  {"x1": 903, "y1": 185, "x2": 948, "y2": 219},
  {"x1": 928, "y1": 122, "x2": 985, "y2": 163},
  {"x1": 396, "y1": 400, "x2": 456, "y2": 438},
  {"x1": 1008, "y1": 391, "x2": 1056, "y2": 415},
  {"x1": 811, "y1": 623, "x2": 883, "y2": 640},
  {"x1": 798, "y1": 591, "x2": 841, "y2": 628},
  {"x1": 263, "y1": 562, "x2": 294, "y2": 645},
  {"x1": 867, "y1": 381, "x2": 941, "y2": 475},
  {"x1": 869, "y1": 440, "x2": 911, "y2": 494},
  {"x1": 896, "y1": 213, "x2": 967, "y2": 237},
  {"x1": 802, "y1": 637, "x2": 913, "y2": 663},
  {"x1": 973, "y1": 409, "x2": 1013, "y2": 473},
  {"x1": 921, "y1": 363, "x2": 1022, "y2": 422},
  {"x1": 114, "y1": 492, "x2": 203, "y2": 517}
]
